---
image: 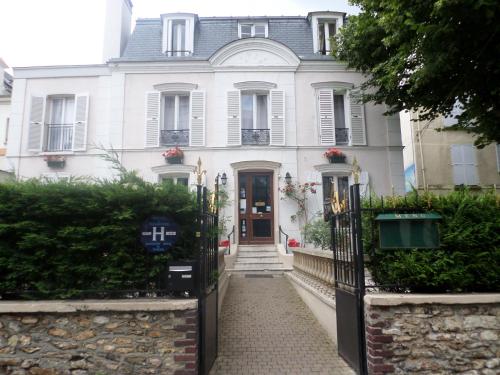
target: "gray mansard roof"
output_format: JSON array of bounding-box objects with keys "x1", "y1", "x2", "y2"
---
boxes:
[{"x1": 116, "y1": 16, "x2": 332, "y2": 62}]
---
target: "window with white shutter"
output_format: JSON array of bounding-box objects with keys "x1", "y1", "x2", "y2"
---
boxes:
[
  {"x1": 189, "y1": 91, "x2": 205, "y2": 146},
  {"x1": 27, "y1": 95, "x2": 45, "y2": 152},
  {"x1": 318, "y1": 89, "x2": 335, "y2": 145},
  {"x1": 73, "y1": 94, "x2": 89, "y2": 151},
  {"x1": 349, "y1": 90, "x2": 366, "y2": 145},
  {"x1": 227, "y1": 91, "x2": 241, "y2": 146},
  {"x1": 270, "y1": 90, "x2": 285, "y2": 146},
  {"x1": 450, "y1": 144, "x2": 478, "y2": 185},
  {"x1": 145, "y1": 91, "x2": 161, "y2": 148}
]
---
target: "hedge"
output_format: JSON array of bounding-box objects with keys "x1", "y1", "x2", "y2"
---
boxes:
[
  {"x1": 0, "y1": 179, "x2": 198, "y2": 299},
  {"x1": 364, "y1": 189, "x2": 500, "y2": 293}
]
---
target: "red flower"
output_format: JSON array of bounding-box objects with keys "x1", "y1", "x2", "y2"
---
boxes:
[
  {"x1": 324, "y1": 148, "x2": 344, "y2": 158},
  {"x1": 288, "y1": 238, "x2": 301, "y2": 247},
  {"x1": 162, "y1": 147, "x2": 184, "y2": 158},
  {"x1": 219, "y1": 240, "x2": 230, "y2": 247}
]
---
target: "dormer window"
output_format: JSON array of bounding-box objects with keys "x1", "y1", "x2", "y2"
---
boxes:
[
  {"x1": 161, "y1": 13, "x2": 197, "y2": 57},
  {"x1": 238, "y1": 23, "x2": 268, "y2": 38},
  {"x1": 309, "y1": 12, "x2": 345, "y2": 55}
]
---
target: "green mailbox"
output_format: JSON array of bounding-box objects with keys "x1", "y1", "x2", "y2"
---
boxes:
[{"x1": 375, "y1": 212, "x2": 442, "y2": 249}]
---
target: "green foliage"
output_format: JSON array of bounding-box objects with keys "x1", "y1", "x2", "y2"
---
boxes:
[
  {"x1": 363, "y1": 189, "x2": 500, "y2": 292},
  {"x1": 303, "y1": 219, "x2": 331, "y2": 250},
  {"x1": 333, "y1": 0, "x2": 500, "y2": 147},
  {"x1": 0, "y1": 179, "x2": 198, "y2": 299}
]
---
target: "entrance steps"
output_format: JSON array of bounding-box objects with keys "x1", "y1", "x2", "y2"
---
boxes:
[{"x1": 226, "y1": 245, "x2": 293, "y2": 274}]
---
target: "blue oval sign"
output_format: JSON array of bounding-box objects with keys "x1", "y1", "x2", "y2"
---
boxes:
[{"x1": 141, "y1": 216, "x2": 178, "y2": 253}]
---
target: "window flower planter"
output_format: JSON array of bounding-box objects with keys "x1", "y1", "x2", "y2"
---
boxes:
[
  {"x1": 44, "y1": 155, "x2": 66, "y2": 169},
  {"x1": 323, "y1": 148, "x2": 346, "y2": 164},
  {"x1": 162, "y1": 147, "x2": 184, "y2": 165}
]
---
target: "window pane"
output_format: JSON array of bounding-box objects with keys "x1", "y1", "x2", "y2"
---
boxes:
[
  {"x1": 328, "y1": 22, "x2": 336, "y2": 38},
  {"x1": 334, "y1": 95, "x2": 346, "y2": 128},
  {"x1": 177, "y1": 177, "x2": 189, "y2": 186},
  {"x1": 338, "y1": 176, "x2": 349, "y2": 203},
  {"x1": 256, "y1": 95, "x2": 268, "y2": 129},
  {"x1": 178, "y1": 95, "x2": 189, "y2": 130},
  {"x1": 63, "y1": 98, "x2": 74, "y2": 124},
  {"x1": 322, "y1": 176, "x2": 332, "y2": 203},
  {"x1": 50, "y1": 98, "x2": 63, "y2": 124},
  {"x1": 240, "y1": 25, "x2": 252, "y2": 38},
  {"x1": 163, "y1": 96, "x2": 175, "y2": 130},
  {"x1": 241, "y1": 94, "x2": 253, "y2": 129},
  {"x1": 254, "y1": 25, "x2": 266, "y2": 37},
  {"x1": 172, "y1": 20, "x2": 186, "y2": 52},
  {"x1": 318, "y1": 22, "x2": 326, "y2": 54}
]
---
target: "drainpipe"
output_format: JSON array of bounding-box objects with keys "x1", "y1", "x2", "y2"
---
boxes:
[{"x1": 415, "y1": 110, "x2": 427, "y2": 190}]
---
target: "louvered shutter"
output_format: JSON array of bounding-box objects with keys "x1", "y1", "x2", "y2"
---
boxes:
[
  {"x1": 462, "y1": 144, "x2": 478, "y2": 185},
  {"x1": 145, "y1": 91, "x2": 161, "y2": 148},
  {"x1": 318, "y1": 89, "x2": 335, "y2": 145},
  {"x1": 450, "y1": 144, "x2": 465, "y2": 185},
  {"x1": 227, "y1": 91, "x2": 241, "y2": 146},
  {"x1": 359, "y1": 171, "x2": 370, "y2": 197},
  {"x1": 189, "y1": 90, "x2": 205, "y2": 146},
  {"x1": 27, "y1": 96, "x2": 45, "y2": 152},
  {"x1": 270, "y1": 90, "x2": 285, "y2": 146},
  {"x1": 349, "y1": 90, "x2": 367, "y2": 145},
  {"x1": 73, "y1": 93, "x2": 89, "y2": 151}
]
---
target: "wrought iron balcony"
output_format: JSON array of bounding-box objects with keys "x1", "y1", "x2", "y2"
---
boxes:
[
  {"x1": 242, "y1": 129, "x2": 270, "y2": 145},
  {"x1": 45, "y1": 124, "x2": 73, "y2": 152},
  {"x1": 161, "y1": 129, "x2": 189, "y2": 146},
  {"x1": 335, "y1": 128, "x2": 349, "y2": 145}
]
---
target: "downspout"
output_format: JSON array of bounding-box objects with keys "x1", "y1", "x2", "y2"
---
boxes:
[{"x1": 415, "y1": 110, "x2": 427, "y2": 190}]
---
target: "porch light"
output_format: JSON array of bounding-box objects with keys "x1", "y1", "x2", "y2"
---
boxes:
[
  {"x1": 221, "y1": 172, "x2": 227, "y2": 186},
  {"x1": 285, "y1": 172, "x2": 292, "y2": 184}
]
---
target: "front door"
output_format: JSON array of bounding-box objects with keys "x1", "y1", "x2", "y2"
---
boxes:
[{"x1": 238, "y1": 171, "x2": 274, "y2": 244}]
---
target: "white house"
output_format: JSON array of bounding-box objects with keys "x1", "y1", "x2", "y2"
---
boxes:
[
  {"x1": 7, "y1": 0, "x2": 404, "y2": 243},
  {"x1": 0, "y1": 58, "x2": 13, "y2": 180}
]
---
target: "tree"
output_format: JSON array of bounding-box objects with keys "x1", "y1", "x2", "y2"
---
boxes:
[{"x1": 333, "y1": 0, "x2": 500, "y2": 147}]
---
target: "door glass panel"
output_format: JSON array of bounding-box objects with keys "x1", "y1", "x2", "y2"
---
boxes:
[
  {"x1": 338, "y1": 176, "x2": 349, "y2": 203},
  {"x1": 239, "y1": 174, "x2": 247, "y2": 214},
  {"x1": 253, "y1": 219, "x2": 271, "y2": 237},
  {"x1": 252, "y1": 175, "x2": 270, "y2": 213}
]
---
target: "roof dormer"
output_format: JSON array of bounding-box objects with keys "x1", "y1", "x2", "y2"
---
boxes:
[
  {"x1": 308, "y1": 11, "x2": 345, "y2": 55},
  {"x1": 161, "y1": 13, "x2": 198, "y2": 57}
]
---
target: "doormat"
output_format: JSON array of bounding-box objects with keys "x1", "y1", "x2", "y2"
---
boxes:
[{"x1": 245, "y1": 274, "x2": 274, "y2": 278}]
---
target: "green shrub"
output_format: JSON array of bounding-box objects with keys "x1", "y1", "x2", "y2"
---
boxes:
[
  {"x1": 0, "y1": 179, "x2": 198, "y2": 299},
  {"x1": 363, "y1": 189, "x2": 500, "y2": 293},
  {"x1": 303, "y1": 219, "x2": 331, "y2": 250}
]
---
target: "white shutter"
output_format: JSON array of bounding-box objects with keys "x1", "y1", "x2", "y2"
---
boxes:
[
  {"x1": 349, "y1": 90, "x2": 367, "y2": 145},
  {"x1": 462, "y1": 144, "x2": 478, "y2": 185},
  {"x1": 270, "y1": 90, "x2": 285, "y2": 146},
  {"x1": 145, "y1": 91, "x2": 161, "y2": 148},
  {"x1": 359, "y1": 171, "x2": 370, "y2": 197},
  {"x1": 227, "y1": 91, "x2": 241, "y2": 146},
  {"x1": 73, "y1": 93, "x2": 89, "y2": 151},
  {"x1": 189, "y1": 90, "x2": 205, "y2": 146},
  {"x1": 27, "y1": 96, "x2": 45, "y2": 152},
  {"x1": 451, "y1": 144, "x2": 478, "y2": 185},
  {"x1": 318, "y1": 89, "x2": 335, "y2": 145},
  {"x1": 450, "y1": 144, "x2": 465, "y2": 185}
]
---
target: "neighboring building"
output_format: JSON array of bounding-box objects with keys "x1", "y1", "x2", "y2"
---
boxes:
[
  {"x1": 0, "y1": 58, "x2": 13, "y2": 181},
  {"x1": 7, "y1": 0, "x2": 404, "y2": 243},
  {"x1": 401, "y1": 107, "x2": 500, "y2": 193}
]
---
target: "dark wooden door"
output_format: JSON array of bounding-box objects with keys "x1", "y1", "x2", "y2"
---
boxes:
[{"x1": 238, "y1": 171, "x2": 274, "y2": 244}]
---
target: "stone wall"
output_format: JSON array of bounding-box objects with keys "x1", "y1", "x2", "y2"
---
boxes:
[
  {"x1": 364, "y1": 294, "x2": 500, "y2": 375},
  {"x1": 0, "y1": 299, "x2": 198, "y2": 375}
]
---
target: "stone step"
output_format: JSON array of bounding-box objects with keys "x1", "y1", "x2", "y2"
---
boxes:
[
  {"x1": 237, "y1": 254, "x2": 278, "y2": 259},
  {"x1": 226, "y1": 268, "x2": 292, "y2": 274},
  {"x1": 234, "y1": 259, "x2": 282, "y2": 264}
]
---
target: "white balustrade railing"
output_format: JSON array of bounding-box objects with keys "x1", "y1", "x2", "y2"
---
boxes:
[{"x1": 292, "y1": 248, "x2": 334, "y2": 286}]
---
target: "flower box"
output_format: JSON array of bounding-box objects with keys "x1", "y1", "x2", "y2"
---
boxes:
[
  {"x1": 165, "y1": 156, "x2": 183, "y2": 164},
  {"x1": 44, "y1": 155, "x2": 66, "y2": 169},
  {"x1": 328, "y1": 155, "x2": 346, "y2": 163},
  {"x1": 162, "y1": 147, "x2": 184, "y2": 164},
  {"x1": 323, "y1": 148, "x2": 346, "y2": 164}
]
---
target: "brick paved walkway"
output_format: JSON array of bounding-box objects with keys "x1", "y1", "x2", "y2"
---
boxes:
[{"x1": 210, "y1": 274, "x2": 355, "y2": 375}]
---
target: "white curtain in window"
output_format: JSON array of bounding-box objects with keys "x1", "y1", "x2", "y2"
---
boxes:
[
  {"x1": 64, "y1": 98, "x2": 74, "y2": 124},
  {"x1": 163, "y1": 96, "x2": 175, "y2": 130},
  {"x1": 241, "y1": 94, "x2": 253, "y2": 129},
  {"x1": 50, "y1": 99, "x2": 63, "y2": 124},
  {"x1": 178, "y1": 95, "x2": 189, "y2": 129},
  {"x1": 333, "y1": 95, "x2": 345, "y2": 128},
  {"x1": 256, "y1": 95, "x2": 268, "y2": 129}
]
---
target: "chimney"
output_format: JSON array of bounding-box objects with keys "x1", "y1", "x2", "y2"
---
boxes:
[{"x1": 102, "y1": 0, "x2": 133, "y2": 63}]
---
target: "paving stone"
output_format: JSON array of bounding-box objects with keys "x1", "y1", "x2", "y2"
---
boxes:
[{"x1": 210, "y1": 274, "x2": 355, "y2": 374}]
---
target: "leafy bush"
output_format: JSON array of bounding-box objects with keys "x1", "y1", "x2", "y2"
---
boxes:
[
  {"x1": 303, "y1": 219, "x2": 331, "y2": 250},
  {"x1": 0, "y1": 179, "x2": 198, "y2": 299},
  {"x1": 363, "y1": 189, "x2": 500, "y2": 293}
]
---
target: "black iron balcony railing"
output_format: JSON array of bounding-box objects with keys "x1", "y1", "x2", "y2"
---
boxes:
[
  {"x1": 161, "y1": 129, "x2": 189, "y2": 146},
  {"x1": 242, "y1": 129, "x2": 270, "y2": 145},
  {"x1": 335, "y1": 128, "x2": 349, "y2": 145},
  {"x1": 45, "y1": 124, "x2": 73, "y2": 152}
]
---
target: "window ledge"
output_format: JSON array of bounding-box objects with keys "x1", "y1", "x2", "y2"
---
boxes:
[{"x1": 40, "y1": 151, "x2": 75, "y2": 156}]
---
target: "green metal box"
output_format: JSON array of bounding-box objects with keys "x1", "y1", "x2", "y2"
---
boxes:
[{"x1": 375, "y1": 212, "x2": 442, "y2": 249}]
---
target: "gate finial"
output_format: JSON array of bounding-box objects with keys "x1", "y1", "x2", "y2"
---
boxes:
[
  {"x1": 194, "y1": 157, "x2": 207, "y2": 186},
  {"x1": 352, "y1": 157, "x2": 361, "y2": 184}
]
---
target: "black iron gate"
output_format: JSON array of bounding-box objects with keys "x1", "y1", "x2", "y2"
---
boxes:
[
  {"x1": 331, "y1": 184, "x2": 367, "y2": 374},
  {"x1": 197, "y1": 180, "x2": 219, "y2": 375}
]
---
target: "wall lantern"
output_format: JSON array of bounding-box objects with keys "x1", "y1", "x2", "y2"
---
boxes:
[
  {"x1": 221, "y1": 172, "x2": 227, "y2": 186},
  {"x1": 375, "y1": 212, "x2": 442, "y2": 249},
  {"x1": 285, "y1": 172, "x2": 292, "y2": 185}
]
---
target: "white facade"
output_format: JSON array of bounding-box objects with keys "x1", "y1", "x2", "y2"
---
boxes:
[{"x1": 7, "y1": 2, "x2": 404, "y2": 243}]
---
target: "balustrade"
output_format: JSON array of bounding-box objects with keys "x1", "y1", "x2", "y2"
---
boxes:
[{"x1": 292, "y1": 248, "x2": 334, "y2": 286}]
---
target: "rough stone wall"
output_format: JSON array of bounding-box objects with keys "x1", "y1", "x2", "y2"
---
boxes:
[
  {"x1": 365, "y1": 303, "x2": 500, "y2": 375},
  {"x1": 0, "y1": 309, "x2": 197, "y2": 375}
]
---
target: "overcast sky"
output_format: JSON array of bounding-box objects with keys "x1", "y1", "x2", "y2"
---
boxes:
[{"x1": 0, "y1": 0, "x2": 359, "y2": 69}]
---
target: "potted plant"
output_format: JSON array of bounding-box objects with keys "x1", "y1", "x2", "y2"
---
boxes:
[
  {"x1": 162, "y1": 147, "x2": 184, "y2": 164},
  {"x1": 44, "y1": 155, "x2": 66, "y2": 168},
  {"x1": 323, "y1": 148, "x2": 346, "y2": 163}
]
